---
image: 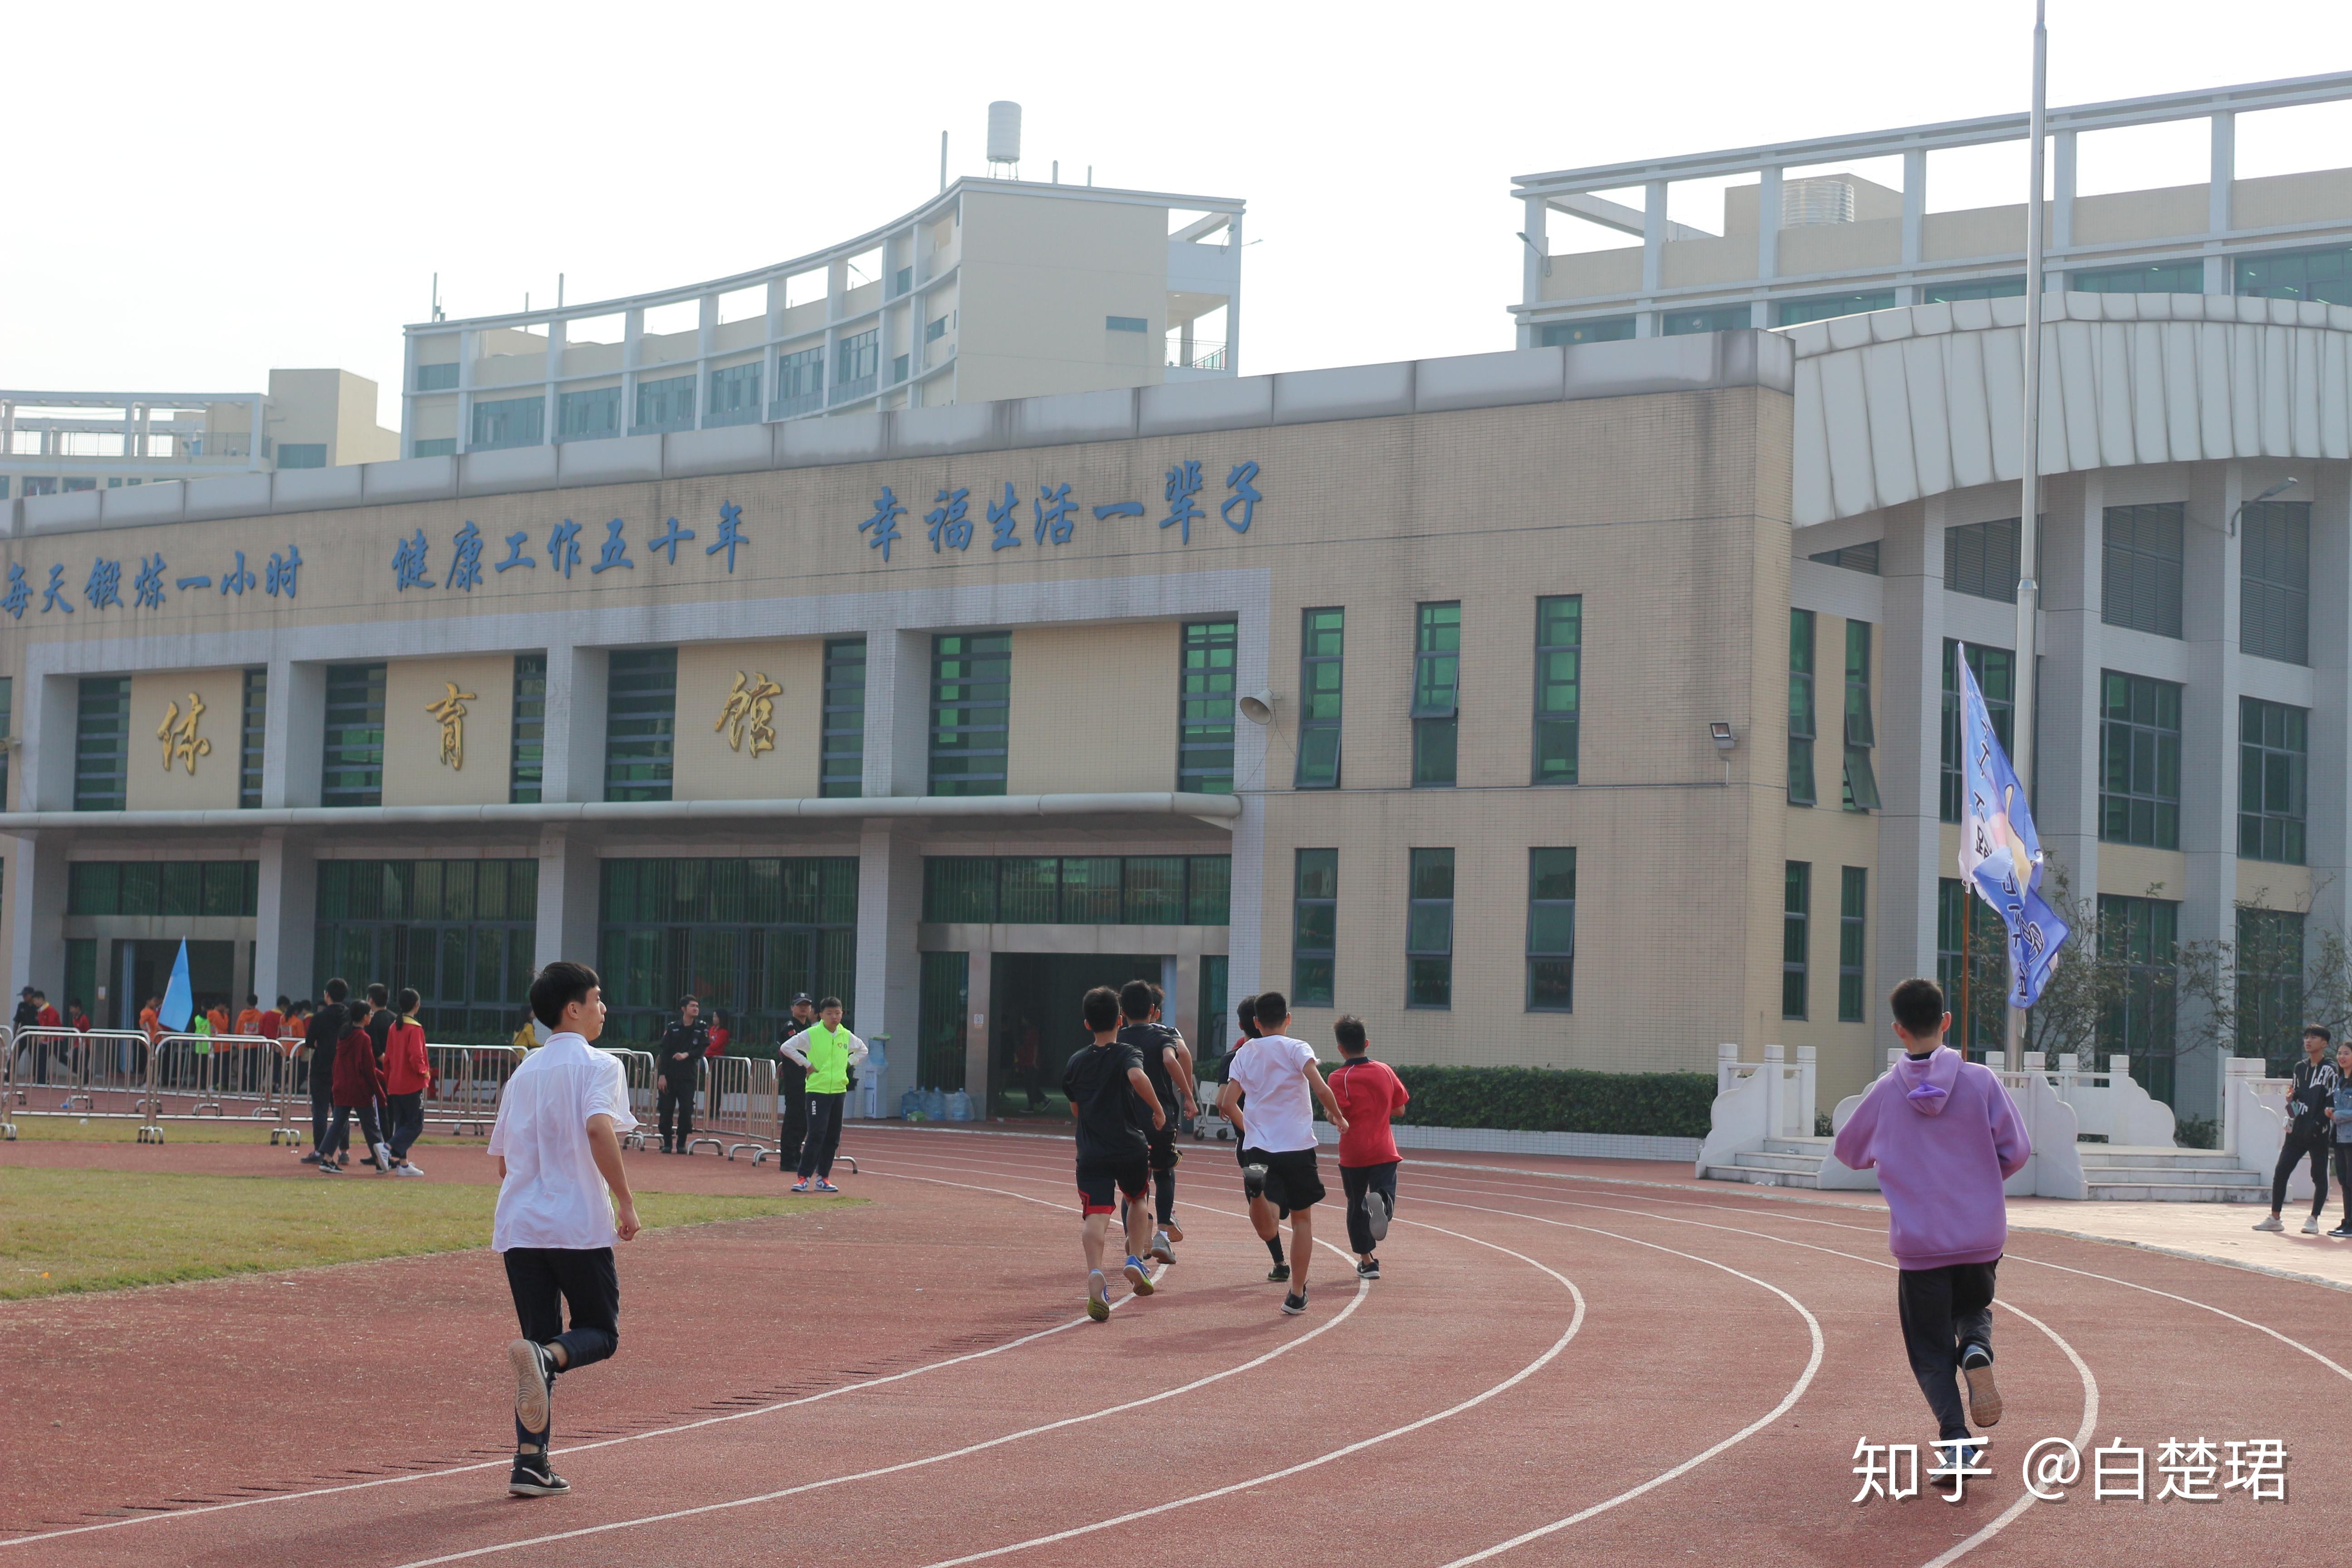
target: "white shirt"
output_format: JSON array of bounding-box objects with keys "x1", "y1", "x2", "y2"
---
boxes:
[
  {"x1": 1226, "y1": 1034, "x2": 1321, "y2": 1153},
  {"x1": 489, "y1": 1032, "x2": 637, "y2": 1252}
]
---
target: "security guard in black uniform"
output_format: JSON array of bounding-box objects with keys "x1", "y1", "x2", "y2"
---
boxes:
[{"x1": 656, "y1": 995, "x2": 711, "y2": 1152}]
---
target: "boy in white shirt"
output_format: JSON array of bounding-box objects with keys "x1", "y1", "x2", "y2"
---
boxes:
[
  {"x1": 490, "y1": 961, "x2": 642, "y2": 1498},
  {"x1": 1215, "y1": 990, "x2": 1348, "y2": 1316}
]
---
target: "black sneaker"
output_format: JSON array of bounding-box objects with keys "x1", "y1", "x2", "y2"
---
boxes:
[
  {"x1": 1266, "y1": 1261, "x2": 1291, "y2": 1284},
  {"x1": 1280, "y1": 1290, "x2": 1308, "y2": 1316},
  {"x1": 1356, "y1": 1259, "x2": 1381, "y2": 1280},
  {"x1": 509, "y1": 1452, "x2": 569, "y2": 1497},
  {"x1": 299, "y1": 1151, "x2": 323, "y2": 1165},
  {"x1": 2330, "y1": 1225, "x2": 2352, "y2": 1239}
]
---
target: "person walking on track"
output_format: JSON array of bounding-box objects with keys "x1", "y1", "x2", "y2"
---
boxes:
[
  {"x1": 1328, "y1": 1016, "x2": 1408, "y2": 1280},
  {"x1": 1117, "y1": 980, "x2": 1194, "y2": 1264},
  {"x1": 1217, "y1": 990, "x2": 1348, "y2": 1317},
  {"x1": 492, "y1": 960, "x2": 641, "y2": 1498},
  {"x1": 298, "y1": 980, "x2": 351, "y2": 1166},
  {"x1": 1066, "y1": 985, "x2": 1166, "y2": 1322},
  {"x1": 320, "y1": 995, "x2": 395, "y2": 1177},
  {"x1": 2254, "y1": 1025, "x2": 2340, "y2": 1235},
  {"x1": 1831, "y1": 977, "x2": 2030, "y2": 1480},
  {"x1": 783, "y1": 997, "x2": 866, "y2": 1191},
  {"x1": 383, "y1": 989, "x2": 431, "y2": 1176},
  {"x1": 775, "y1": 993, "x2": 817, "y2": 1173},
  {"x1": 654, "y1": 995, "x2": 710, "y2": 1154}
]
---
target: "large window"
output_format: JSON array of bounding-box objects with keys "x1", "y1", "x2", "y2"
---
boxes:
[
  {"x1": 2100, "y1": 671, "x2": 2181, "y2": 848},
  {"x1": 930, "y1": 632, "x2": 1011, "y2": 796},
  {"x1": 2239, "y1": 697, "x2": 2307, "y2": 865},
  {"x1": 2098, "y1": 894, "x2": 2180, "y2": 1105},
  {"x1": 1945, "y1": 517, "x2": 2021, "y2": 602},
  {"x1": 1838, "y1": 867, "x2": 1867, "y2": 1022},
  {"x1": 2240, "y1": 500, "x2": 2309, "y2": 666},
  {"x1": 1939, "y1": 641, "x2": 2013, "y2": 823},
  {"x1": 277, "y1": 443, "x2": 326, "y2": 470},
  {"x1": 1662, "y1": 305, "x2": 1754, "y2": 335},
  {"x1": 1526, "y1": 848, "x2": 1576, "y2": 1013},
  {"x1": 510, "y1": 654, "x2": 545, "y2": 804},
  {"x1": 1411, "y1": 602, "x2": 1460, "y2": 787},
  {"x1": 74, "y1": 676, "x2": 131, "y2": 812},
  {"x1": 1808, "y1": 541, "x2": 1880, "y2": 574},
  {"x1": 2102, "y1": 503, "x2": 2185, "y2": 639},
  {"x1": 416, "y1": 363, "x2": 459, "y2": 392},
  {"x1": 1923, "y1": 277, "x2": 2025, "y2": 303},
  {"x1": 1533, "y1": 595, "x2": 1581, "y2": 785},
  {"x1": 821, "y1": 637, "x2": 866, "y2": 798},
  {"x1": 1538, "y1": 318, "x2": 1635, "y2": 346},
  {"x1": 1178, "y1": 619, "x2": 1237, "y2": 794},
  {"x1": 1788, "y1": 608, "x2": 1816, "y2": 806},
  {"x1": 2073, "y1": 259, "x2": 2204, "y2": 294},
  {"x1": 1295, "y1": 608, "x2": 1343, "y2": 789},
  {"x1": 707, "y1": 363, "x2": 761, "y2": 427},
  {"x1": 1783, "y1": 861, "x2": 1810, "y2": 1020},
  {"x1": 604, "y1": 647, "x2": 676, "y2": 803},
  {"x1": 70, "y1": 860, "x2": 258, "y2": 917},
  {"x1": 1292, "y1": 849, "x2": 1338, "y2": 1008},
  {"x1": 320, "y1": 663, "x2": 386, "y2": 808},
  {"x1": 1777, "y1": 290, "x2": 1897, "y2": 326},
  {"x1": 921, "y1": 855, "x2": 1231, "y2": 926},
  {"x1": 239, "y1": 667, "x2": 266, "y2": 809},
  {"x1": 557, "y1": 386, "x2": 619, "y2": 442},
  {"x1": 633, "y1": 374, "x2": 695, "y2": 434},
  {"x1": 2235, "y1": 244, "x2": 2352, "y2": 307},
  {"x1": 2236, "y1": 908, "x2": 2308, "y2": 1073},
  {"x1": 835, "y1": 328, "x2": 881, "y2": 397},
  {"x1": 775, "y1": 347, "x2": 824, "y2": 416},
  {"x1": 314, "y1": 859, "x2": 539, "y2": 1045},
  {"x1": 598, "y1": 857, "x2": 857, "y2": 1049},
  {"x1": 1405, "y1": 848, "x2": 1455, "y2": 1009},
  {"x1": 1842, "y1": 620, "x2": 1879, "y2": 812},
  {"x1": 471, "y1": 395, "x2": 545, "y2": 451}
]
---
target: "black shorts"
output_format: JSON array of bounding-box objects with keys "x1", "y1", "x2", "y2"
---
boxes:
[
  {"x1": 1076, "y1": 1155, "x2": 1150, "y2": 1216},
  {"x1": 1242, "y1": 1147, "x2": 1325, "y2": 1211}
]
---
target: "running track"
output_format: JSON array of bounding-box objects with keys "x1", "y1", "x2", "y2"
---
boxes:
[{"x1": 5, "y1": 1124, "x2": 2345, "y2": 1567}]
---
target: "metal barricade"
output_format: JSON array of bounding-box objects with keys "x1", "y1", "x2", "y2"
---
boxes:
[
  {"x1": 0, "y1": 1024, "x2": 14, "y2": 1138},
  {"x1": 685, "y1": 1055, "x2": 778, "y2": 1160},
  {"x1": 598, "y1": 1049, "x2": 658, "y2": 1149},
  {"x1": 147, "y1": 1032, "x2": 283, "y2": 1119},
  {"x1": 10, "y1": 1029, "x2": 154, "y2": 1123}
]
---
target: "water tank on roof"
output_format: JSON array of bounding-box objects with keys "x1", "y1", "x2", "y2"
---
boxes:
[{"x1": 986, "y1": 101, "x2": 1022, "y2": 169}]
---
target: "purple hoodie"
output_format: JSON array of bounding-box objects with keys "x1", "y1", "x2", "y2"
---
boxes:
[{"x1": 1831, "y1": 1045, "x2": 2031, "y2": 1269}]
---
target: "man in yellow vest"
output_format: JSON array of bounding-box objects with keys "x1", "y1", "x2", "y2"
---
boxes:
[{"x1": 781, "y1": 997, "x2": 866, "y2": 1192}]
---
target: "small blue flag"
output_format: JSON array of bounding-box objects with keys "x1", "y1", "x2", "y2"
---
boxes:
[
  {"x1": 160, "y1": 939, "x2": 194, "y2": 1033},
  {"x1": 1955, "y1": 645, "x2": 2069, "y2": 1008}
]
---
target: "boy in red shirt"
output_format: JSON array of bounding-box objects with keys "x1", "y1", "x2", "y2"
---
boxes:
[
  {"x1": 321, "y1": 1000, "x2": 394, "y2": 1176},
  {"x1": 1328, "y1": 1015, "x2": 1409, "y2": 1280}
]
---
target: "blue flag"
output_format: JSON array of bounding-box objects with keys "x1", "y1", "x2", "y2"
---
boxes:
[
  {"x1": 160, "y1": 939, "x2": 194, "y2": 1033},
  {"x1": 1955, "y1": 645, "x2": 2068, "y2": 1008}
]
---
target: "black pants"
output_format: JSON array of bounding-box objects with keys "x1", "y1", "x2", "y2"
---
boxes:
[
  {"x1": 321, "y1": 1102, "x2": 383, "y2": 1158},
  {"x1": 1148, "y1": 1131, "x2": 1179, "y2": 1226},
  {"x1": 779, "y1": 1081, "x2": 808, "y2": 1170},
  {"x1": 502, "y1": 1246, "x2": 619, "y2": 1450},
  {"x1": 1342, "y1": 1161, "x2": 1400, "y2": 1256},
  {"x1": 2273, "y1": 1132, "x2": 2332, "y2": 1215},
  {"x1": 386, "y1": 1092, "x2": 424, "y2": 1159},
  {"x1": 310, "y1": 1074, "x2": 334, "y2": 1149},
  {"x1": 798, "y1": 1092, "x2": 845, "y2": 1179},
  {"x1": 658, "y1": 1083, "x2": 695, "y2": 1148},
  {"x1": 1897, "y1": 1260, "x2": 1997, "y2": 1442}
]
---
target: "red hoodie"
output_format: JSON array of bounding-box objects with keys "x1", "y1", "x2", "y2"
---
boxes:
[
  {"x1": 383, "y1": 1017, "x2": 430, "y2": 1095},
  {"x1": 331, "y1": 1024, "x2": 385, "y2": 1107},
  {"x1": 1328, "y1": 1055, "x2": 1410, "y2": 1167}
]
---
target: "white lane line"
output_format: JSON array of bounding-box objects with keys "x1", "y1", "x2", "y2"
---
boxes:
[
  {"x1": 908, "y1": 1217, "x2": 1589, "y2": 1568},
  {"x1": 0, "y1": 1165, "x2": 1169, "y2": 1548},
  {"x1": 1919, "y1": 1301, "x2": 2099, "y2": 1568}
]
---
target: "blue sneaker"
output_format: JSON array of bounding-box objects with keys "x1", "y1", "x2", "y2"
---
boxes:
[{"x1": 1122, "y1": 1256, "x2": 1156, "y2": 1296}]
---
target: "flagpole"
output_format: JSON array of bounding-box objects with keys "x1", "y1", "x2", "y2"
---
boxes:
[{"x1": 2007, "y1": 0, "x2": 2049, "y2": 1075}]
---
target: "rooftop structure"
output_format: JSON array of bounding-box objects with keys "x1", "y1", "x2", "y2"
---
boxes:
[
  {"x1": 1511, "y1": 70, "x2": 2352, "y2": 343},
  {"x1": 401, "y1": 176, "x2": 1245, "y2": 460}
]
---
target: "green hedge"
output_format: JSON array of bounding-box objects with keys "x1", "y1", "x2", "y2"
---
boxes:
[{"x1": 1382, "y1": 1065, "x2": 1715, "y2": 1139}]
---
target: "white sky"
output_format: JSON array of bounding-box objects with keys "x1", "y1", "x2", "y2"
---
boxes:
[{"x1": 4, "y1": 0, "x2": 2350, "y2": 431}]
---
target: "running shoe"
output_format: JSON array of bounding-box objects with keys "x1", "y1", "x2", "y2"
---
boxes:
[
  {"x1": 1366, "y1": 1191, "x2": 1391, "y2": 1241},
  {"x1": 392, "y1": 1164, "x2": 426, "y2": 1178},
  {"x1": 1960, "y1": 1346, "x2": 2001, "y2": 1426},
  {"x1": 1164, "y1": 1221, "x2": 1185, "y2": 1244},
  {"x1": 398, "y1": 1160, "x2": 426, "y2": 1176},
  {"x1": 509, "y1": 1338, "x2": 555, "y2": 1439},
  {"x1": 1357, "y1": 1259, "x2": 1381, "y2": 1280},
  {"x1": 1149, "y1": 1231, "x2": 1177, "y2": 1265},
  {"x1": 2302, "y1": 1216, "x2": 2323, "y2": 1235},
  {"x1": 815, "y1": 1179, "x2": 841, "y2": 1193},
  {"x1": 2252, "y1": 1214, "x2": 2285, "y2": 1231},
  {"x1": 791, "y1": 1180, "x2": 813, "y2": 1193},
  {"x1": 371, "y1": 1142, "x2": 395, "y2": 1173},
  {"x1": 1086, "y1": 1271, "x2": 1110, "y2": 1323},
  {"x1": 1929, "y1": 1442, "x2": 1985, "y2": 1488},
  {"x1": 2329, "y1": 1225, "x2": 2352, "y2": 1239},
  {"x1": 1280, "y1": 1290, "x2": 1308, "y2": 1316},
  {"x1": 1266, "y1": 1261, "x2": 1291, "y2": 1284},
  {"x1": 1242, "y1": 1163, "x2": 1269, "y2": 1202},
  {"x1": 1123, "y1": 1256, "x2": 1156, "y2": 1295},
  {"x1": 299, "y1": 1151, "x2": 323, "y2": 1165},
  {"x1": 508, "y1": 1452, "x2": 569, "y2": 1498},
  {"x1": 316, "y1": 1160, "x2": 342, "y2": 1175}
]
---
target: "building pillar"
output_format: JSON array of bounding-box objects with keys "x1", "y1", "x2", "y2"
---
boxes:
[
  {"x1": 1898, "y1": 150, "x2": 1926, "y2": 306},
  {"x1": 23, "y1": 671, "x2": 78, "y2": 813},
  {"x1": 1519, "y1": 196, "x2": 1548, "y2": 348},
  {"x1": 2205, "y1": 113, "x2": 2235, "y2": 295},
  {"x1": 541, "y1": 643, "x2": 608, "y2": 805},
  {"x1": 252, "y1": 830, "x2": 316, "y2": 1008},
  {"x1": 866, "y1": 629, "x2": 932, "y2": 798},
  {"x1": 2036, "y1": 475, "x2": 2103, "y2": 906},
  {"x1": 533, "y1": 826, "x2": 599, "y2": 973},
  {"x1": 1876, "y1": 499, "x2": 1946, "y2": 998},
  {"x1": 2176, "y1": 465, "x2": 2242, "y2": 1121},
  {"x1": 961, "y1": 934, "x2": 992, "y2": 1111},
  {"x1": 2306, "y1": 464, "x2": 2352, "y2": 951},
  {"x1": 264, "y1": 655, "x2": 325, "y2": 809},
  {"x1": 855, "y1": 820, "x2": 923, "y2": 1117},
  {"x1": 8, "y1": 830, "x2": 69, "y2": 1003}
]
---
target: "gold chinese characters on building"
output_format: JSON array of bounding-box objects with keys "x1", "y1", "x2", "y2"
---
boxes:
[
  {"x1": 157, "y1": 694, "x2": 210, "y2": 775},
  {"x1": 426, "y1": 682, "x2": 476, "y2": 770},
  {"x1": 715, "y1": 671, "x2": 781, "y2": 759}
]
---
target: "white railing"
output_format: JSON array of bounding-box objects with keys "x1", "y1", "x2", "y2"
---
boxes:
[
  {"x1": 2221, "y1": 1057, "x2": 2314, "y2": 1201},
  {"x1": 1695, "y1": 1043, "x2": 1816, "y2": 1177},
  {"x1": 2047, "y1": 1053, "x2": 2179, "y2": 1147}
]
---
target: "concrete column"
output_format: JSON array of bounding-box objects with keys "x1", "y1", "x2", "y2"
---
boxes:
[
  {"x1": 533, "y1": 826, "x2": 600, "y2": 971},
  {"x1": 1519, "y1": 196, "x2": 1548, "y2": 348},
  {"x1": 263, "y1": 655, "x2": 325, "y2": 809},
  {"x1": 1172, "y1": 943, "x2": 1201, "y2": 1053},
  {"x1": 455, "y1": 329, "x2": 476, "y2": 456},
  {"x1": 1876, "y1": 499, "x2": 1947, "y2": 995},
  {"x1": 2036, "y1": 475, "x2": 2103, "y2": 898},
  {"x1": 2206, "y1": 113, "x2": 2235, "y2": 295},
  {"x1": 8, "y1": 830, "x2": 69, "y2": 1002},
  {"x1": 542, "y1": 320, "x2": 565, "y2": 449},
  {"x1": 1757, "y1": 167, "x2": 1781, "y2": 283},
  {"x1": 541, "y1": 643, "x2": 608, "y2": 805},
  {"x1": 2052, "y1": 130, "x2": 2078, "y2": 260},
  {"x1": 1898, "y1": 150, "x2": 1926, "y2": 306},
  {"x1": 252, "y1": 830, "x2": 316, "y2": 1007},
  {"x1": 865, "y1": 629, "x2": 931, "y2": 798},
  {"x1": 961, "y1": 935, "x2": 992, "y2": 1108},
  {"x1": 1640, "y1": 179, "x2": 1666, "y2": 298},
  {"x1": 2305, "y1": 465, "x2": 2352, "y2": 946},
  {"x1": 855, "y1": 820, "x2": 924, "y2": 1117},
  {"x1": 620, "y1": 308, "x2": 644, "y2": 438},
  {"x1": 23, "y1": 671, "x2": 78, "y2": 812},
  {"x1": 2176, "y1": 465, "x2": 2241, "y2": 1121}
]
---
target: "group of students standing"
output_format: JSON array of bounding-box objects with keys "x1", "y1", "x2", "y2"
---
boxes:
[
  {"x1": 1063, "y1": 981, "x2": 1410, "y2": 1321},
  {"x1": 294, "y1": 978, "x2": 433, "y2": 1176},
  {"x1": 2254, "y1": 1024, "x2": 2352, "y2": 1237},
  {"x1": 650, "y1": 990, "x2": 867, "y2": 1192}
]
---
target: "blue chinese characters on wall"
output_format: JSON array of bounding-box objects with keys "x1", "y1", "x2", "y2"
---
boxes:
[{"x1": 856, "y1": 461, "x2": 1264, "y2": 563}]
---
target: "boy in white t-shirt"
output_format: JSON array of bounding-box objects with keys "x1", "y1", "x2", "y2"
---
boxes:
[
  {"x1": 490, "y1": 961, "x2": 642, "y2": 1498},
  {"x1": 1215, "y1": 990, "x2": 1348, "y2": 1316}
]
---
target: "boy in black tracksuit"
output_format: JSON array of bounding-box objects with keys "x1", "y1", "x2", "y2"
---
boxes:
[
  {"x1": 1117, "y1": 980, "x2": 1196, "y2": 1264},
  {"x1": 2256, "y1": 1026, "x2": 2341, "y2": 1235},
  {"x1": 299, "y1": 980, "x2": 352, "y2": 1165},
  {"x1": 775, "y1": 994, "x2": 816, "y2": 1172},
  {"x1": 656, "y1": 997, "x2": 710, "y2": 1153}
]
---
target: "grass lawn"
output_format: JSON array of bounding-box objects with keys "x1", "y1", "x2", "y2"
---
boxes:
[{"x1": 0, "y1": 1169, "x2": 844, "y2": 1300}]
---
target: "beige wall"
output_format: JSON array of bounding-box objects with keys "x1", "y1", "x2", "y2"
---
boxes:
[
  {"x1": 383, "y1": 656, "x2": 518, "y2": 807},
  {"x1": 1004, "y1": 622, "x2": 1181, "y2": 795},
  {"x1": 956, "y1": 191, "x2": 1171, "y2": 404},
  {"x1": 125, "y1": 668, "x2": 245, "y2": 812},
  {"x1": 671, "y1": 639, "x2": 823, "y2": 801}
]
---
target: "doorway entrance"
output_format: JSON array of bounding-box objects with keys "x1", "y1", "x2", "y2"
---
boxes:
[
  {"x1": 986, "y1": 952, "x2": 1170, "y2": 1117},
  {"x1": 111, "y1": 939, "x2": 234, "y2": 1029}
]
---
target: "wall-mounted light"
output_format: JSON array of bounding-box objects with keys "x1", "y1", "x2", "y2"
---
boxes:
[
  {"x1": 1710, "y1": 721, "x2": 1736, "y2": 752},
  {"x1": 2230, "y1": 476, "x2": 2300, "y2": 537},
  {"x1": 1237, "y1": 689, "x2": 1277, "y2": 725}
]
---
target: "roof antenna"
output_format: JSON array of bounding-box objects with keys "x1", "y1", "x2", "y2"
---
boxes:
[
  {"x1": 940, "y1": 130, "x2": 948, "y2": 192},
  {"x1": 431, "y1": 272, "x2": 444, "y2": 323}
]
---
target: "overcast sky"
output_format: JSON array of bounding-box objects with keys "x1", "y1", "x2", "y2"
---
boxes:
[{"x1": 5, "y1": 0, "x2": 2349, "y2": 430}]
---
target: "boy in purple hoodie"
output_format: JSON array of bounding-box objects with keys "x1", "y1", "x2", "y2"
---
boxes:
[{"x1": 1832, "y1": 977, "x2": 2031, "y2": 1465}]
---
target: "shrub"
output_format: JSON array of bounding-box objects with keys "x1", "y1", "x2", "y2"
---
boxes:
[{"x1": 1383, "y1": 1065, "x2": 1715, "y2": 1139}]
